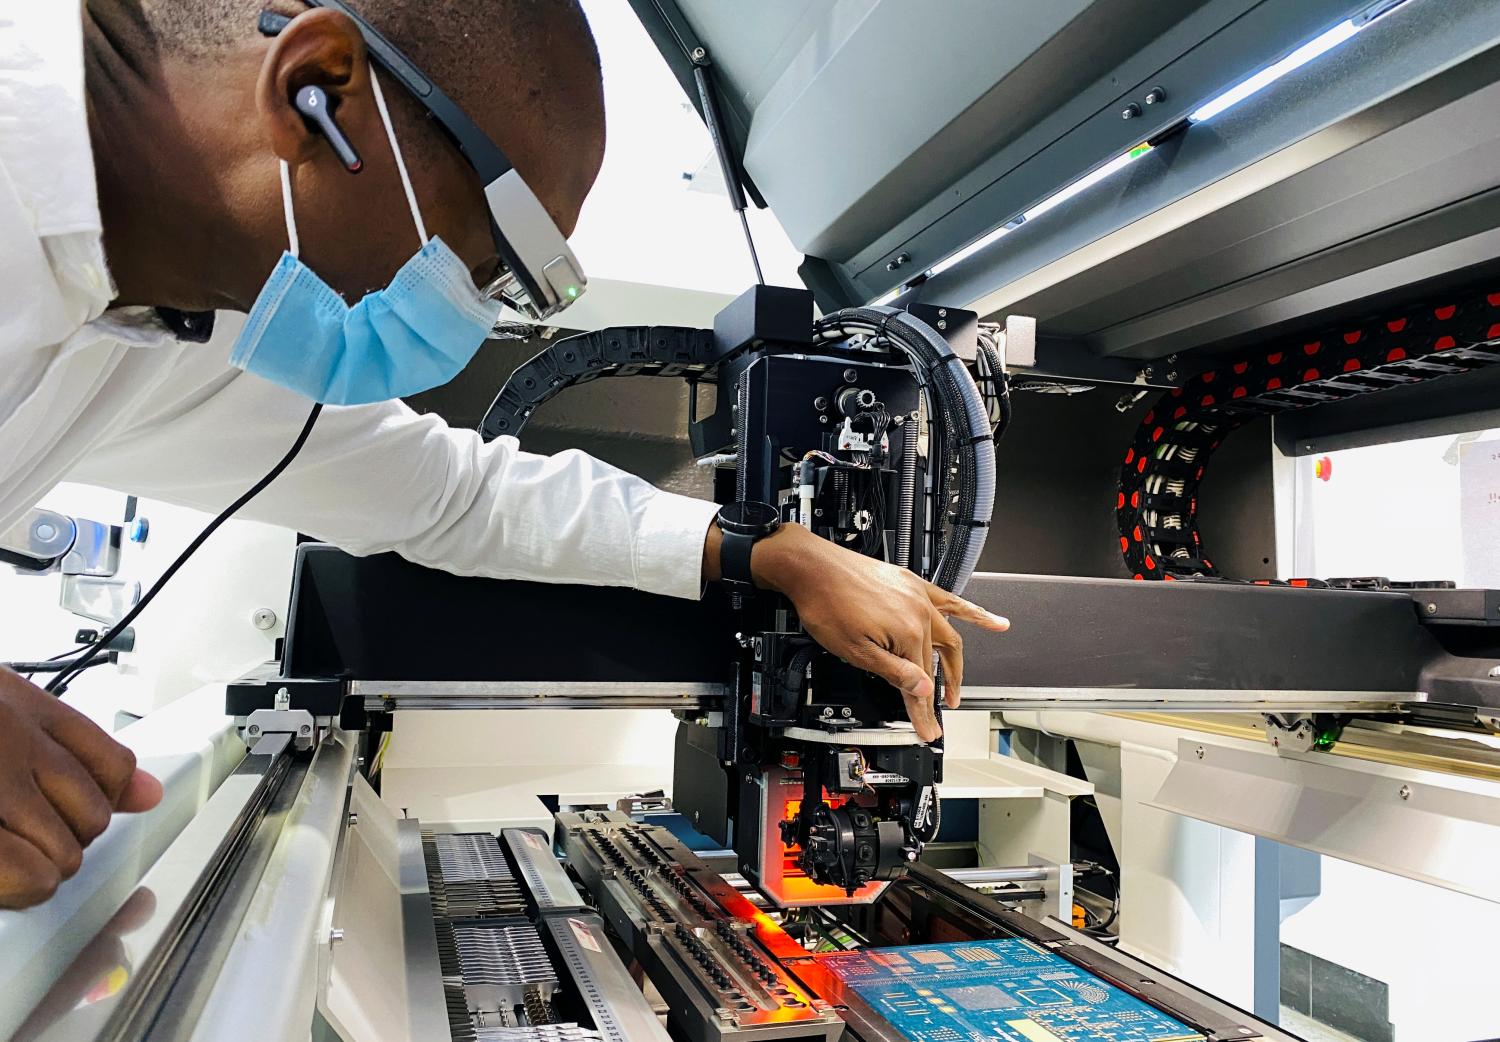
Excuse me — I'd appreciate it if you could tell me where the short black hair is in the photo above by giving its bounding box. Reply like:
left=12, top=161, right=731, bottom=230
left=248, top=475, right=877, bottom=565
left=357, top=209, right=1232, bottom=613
left=143, top=0, right=603, bottom=159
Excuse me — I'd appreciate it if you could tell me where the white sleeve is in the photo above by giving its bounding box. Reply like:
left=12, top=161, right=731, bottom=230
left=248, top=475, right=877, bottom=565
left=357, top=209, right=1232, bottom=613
left=68, top=341, right=718, bottom=600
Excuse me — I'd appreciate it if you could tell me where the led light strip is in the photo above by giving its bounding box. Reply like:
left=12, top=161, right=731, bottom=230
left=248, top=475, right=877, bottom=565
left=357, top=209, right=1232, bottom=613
left=871, top=0, right=1415, bottom=304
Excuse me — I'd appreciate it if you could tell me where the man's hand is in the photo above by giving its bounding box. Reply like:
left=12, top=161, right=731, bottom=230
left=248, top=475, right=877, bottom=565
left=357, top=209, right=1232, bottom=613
left=0, top=668, right=162, bottom=909
left=705, top=523, right=1009, bottom=742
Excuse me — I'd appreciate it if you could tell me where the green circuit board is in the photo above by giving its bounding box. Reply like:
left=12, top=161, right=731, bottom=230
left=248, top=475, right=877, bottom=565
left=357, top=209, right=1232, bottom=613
left=819, top=939, right=1203, bottom=1042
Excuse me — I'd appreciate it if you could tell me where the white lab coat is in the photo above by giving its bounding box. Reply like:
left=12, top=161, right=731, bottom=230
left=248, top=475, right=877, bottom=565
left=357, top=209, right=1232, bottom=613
left=0, top=8, right=716, bottom=600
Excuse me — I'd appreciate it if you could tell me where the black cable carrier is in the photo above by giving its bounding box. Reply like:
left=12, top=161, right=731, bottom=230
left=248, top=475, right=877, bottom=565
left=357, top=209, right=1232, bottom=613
left=1118, top=281, right=1500, bottom=580
left=480, top=326, right=723, bottom=440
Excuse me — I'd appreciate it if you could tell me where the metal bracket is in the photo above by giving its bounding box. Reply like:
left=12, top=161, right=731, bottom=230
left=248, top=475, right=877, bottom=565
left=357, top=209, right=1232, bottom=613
left=1263, top=713, right=1344, bottom=754
left=243, top=687, right=319, bottom=751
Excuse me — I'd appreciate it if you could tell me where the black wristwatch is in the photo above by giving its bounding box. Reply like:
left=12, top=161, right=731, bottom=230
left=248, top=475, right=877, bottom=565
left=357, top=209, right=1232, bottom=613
left=716, top=501, right=782, bottom=588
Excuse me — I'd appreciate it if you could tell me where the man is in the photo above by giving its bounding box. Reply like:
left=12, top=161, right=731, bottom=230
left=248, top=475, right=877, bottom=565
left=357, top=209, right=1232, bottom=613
left=0, top=1, right=1007, bottom=909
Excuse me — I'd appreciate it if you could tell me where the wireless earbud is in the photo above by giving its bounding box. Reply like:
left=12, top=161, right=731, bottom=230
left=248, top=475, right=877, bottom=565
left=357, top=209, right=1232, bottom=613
left=295, top=85, right=363, bottom=173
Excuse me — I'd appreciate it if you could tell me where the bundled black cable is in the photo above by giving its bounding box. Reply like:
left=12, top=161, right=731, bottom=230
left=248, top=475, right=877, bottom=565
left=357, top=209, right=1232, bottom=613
left=813, top=308, right=995, bottom=595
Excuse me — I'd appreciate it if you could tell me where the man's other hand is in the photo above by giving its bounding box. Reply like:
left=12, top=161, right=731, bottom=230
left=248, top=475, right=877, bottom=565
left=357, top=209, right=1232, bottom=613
left=0, top=668, right=162, bottom=909
left=708, top=523, right=1009, bottom=742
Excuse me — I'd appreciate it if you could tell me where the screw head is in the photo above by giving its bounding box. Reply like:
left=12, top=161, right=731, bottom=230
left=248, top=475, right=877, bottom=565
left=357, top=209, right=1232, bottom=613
left=843, top=368, right=859, bottom=382
left=248, top=724, right=261, bottom=735
left=251, top=608, right=278, bottom=631
left=329, top=927, right=346, bottom=945
left=691, top=46, right=707, bottom=61
left=299, top=724, right=312, bottom=735
left=1145, top=86, right=1166, bottom=105
left=813, top=396, right=829, bottom=410
left=886, top=253, right=911, bottom=272
left=1194, top=746, right=1205, bottom=759
left=1399, top=784, right=1412, bottom=801
left=937, top=320, right=947, bottom=330
left=1426, top=602, right=1439, bottom=615
left=1487, top=666, right=1500, bottom=678
left=1121, top=103, right=1141, bottom=120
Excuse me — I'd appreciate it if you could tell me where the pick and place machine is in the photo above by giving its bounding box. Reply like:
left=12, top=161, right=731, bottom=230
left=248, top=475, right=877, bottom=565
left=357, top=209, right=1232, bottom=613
left=13, top=1, right=1500, bottom=1041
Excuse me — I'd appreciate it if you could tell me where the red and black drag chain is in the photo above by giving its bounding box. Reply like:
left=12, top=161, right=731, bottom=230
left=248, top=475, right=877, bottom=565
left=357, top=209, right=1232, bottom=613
left=1117, top=283, right=1500, bottom=580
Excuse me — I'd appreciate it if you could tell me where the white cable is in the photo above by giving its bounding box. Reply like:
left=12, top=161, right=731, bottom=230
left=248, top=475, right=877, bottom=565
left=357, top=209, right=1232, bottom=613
left=369, top=68, right=429, bottom=247
left=279, top=160, right=300, bottom=257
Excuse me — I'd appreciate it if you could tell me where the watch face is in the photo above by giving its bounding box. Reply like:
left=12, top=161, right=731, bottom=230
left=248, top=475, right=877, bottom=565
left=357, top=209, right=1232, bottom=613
left=719, top=500, right=782, bottom=535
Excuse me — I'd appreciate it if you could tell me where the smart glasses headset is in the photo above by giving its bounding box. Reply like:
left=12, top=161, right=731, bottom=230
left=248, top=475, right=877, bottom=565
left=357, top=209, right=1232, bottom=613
left=258, top=0, right=587, bottom=321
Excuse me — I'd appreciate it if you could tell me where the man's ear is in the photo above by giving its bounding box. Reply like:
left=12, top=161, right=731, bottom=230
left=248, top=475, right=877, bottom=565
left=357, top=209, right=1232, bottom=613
left=256, top=8, right=371, bottom=165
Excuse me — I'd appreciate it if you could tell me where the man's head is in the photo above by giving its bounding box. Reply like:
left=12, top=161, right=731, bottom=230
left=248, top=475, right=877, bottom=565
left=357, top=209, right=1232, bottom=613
left=85, top=0, right=605, bottom=311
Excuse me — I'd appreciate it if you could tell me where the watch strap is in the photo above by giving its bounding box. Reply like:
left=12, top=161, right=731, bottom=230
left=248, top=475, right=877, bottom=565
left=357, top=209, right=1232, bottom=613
left=720, top=527, right=757, bottom=587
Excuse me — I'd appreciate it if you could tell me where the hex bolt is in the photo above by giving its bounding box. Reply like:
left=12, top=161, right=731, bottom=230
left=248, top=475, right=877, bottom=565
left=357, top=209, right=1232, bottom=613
left=1121, top=103, right=1141, bottom=120
left=1399, top=785, right=1412, bottom=801
left=1144, top=86, right=1166, bottom=105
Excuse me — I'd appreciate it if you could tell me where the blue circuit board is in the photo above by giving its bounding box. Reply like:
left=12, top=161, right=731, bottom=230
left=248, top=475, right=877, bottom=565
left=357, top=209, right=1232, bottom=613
left=819, top=939, right=1202, bottom=1042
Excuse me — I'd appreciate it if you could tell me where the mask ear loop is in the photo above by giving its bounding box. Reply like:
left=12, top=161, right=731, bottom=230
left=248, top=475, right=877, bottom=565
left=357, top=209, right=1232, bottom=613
left=368, top=68, right=429, bottom=248
left=279, top=160, right=301, bottom=258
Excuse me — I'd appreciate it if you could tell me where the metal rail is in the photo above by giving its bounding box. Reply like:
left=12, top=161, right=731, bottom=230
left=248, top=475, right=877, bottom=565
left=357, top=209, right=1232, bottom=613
left=18, top=735, right=297, bottom=1042
left=355, top=679, right=1419, bottom=716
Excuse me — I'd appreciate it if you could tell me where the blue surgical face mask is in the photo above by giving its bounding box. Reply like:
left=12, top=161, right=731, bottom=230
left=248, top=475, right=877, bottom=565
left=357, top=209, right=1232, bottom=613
left=230, top=69, right=501, bottom=406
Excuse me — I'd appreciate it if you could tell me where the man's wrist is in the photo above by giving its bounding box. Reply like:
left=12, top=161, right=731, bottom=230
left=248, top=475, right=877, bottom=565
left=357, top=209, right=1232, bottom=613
left=701, top=517, right=813, bottom=593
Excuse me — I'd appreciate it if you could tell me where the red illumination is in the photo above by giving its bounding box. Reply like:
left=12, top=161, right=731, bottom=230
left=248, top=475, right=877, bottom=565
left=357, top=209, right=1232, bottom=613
left=1303, top=368, right=1321, bottom=382
left=1232, top=386, right=1247, bottom=399
left=1387, top=318, right=1407, bottom=333
left=1201, top=394, right=1216, bottom=407
left=1436, top=335, right=1456, bottom=351
left=1266, top=377, right=1283, bottom=390
left=1343, top=331, right=1362, bottom=345
left=1435, top=305, right=1457, bottom=320
left=1201, top=371, right=1216, bottom=383
left=1267, top=351, right=1284, bottom=365
left=1303, top=342, right=1321, bottom=355
left=1233, top=361, right=1249, bottom=374
left=1386, top=347, right=1407, bottom=362
left=1342, top=358, right=1361, bottom=373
